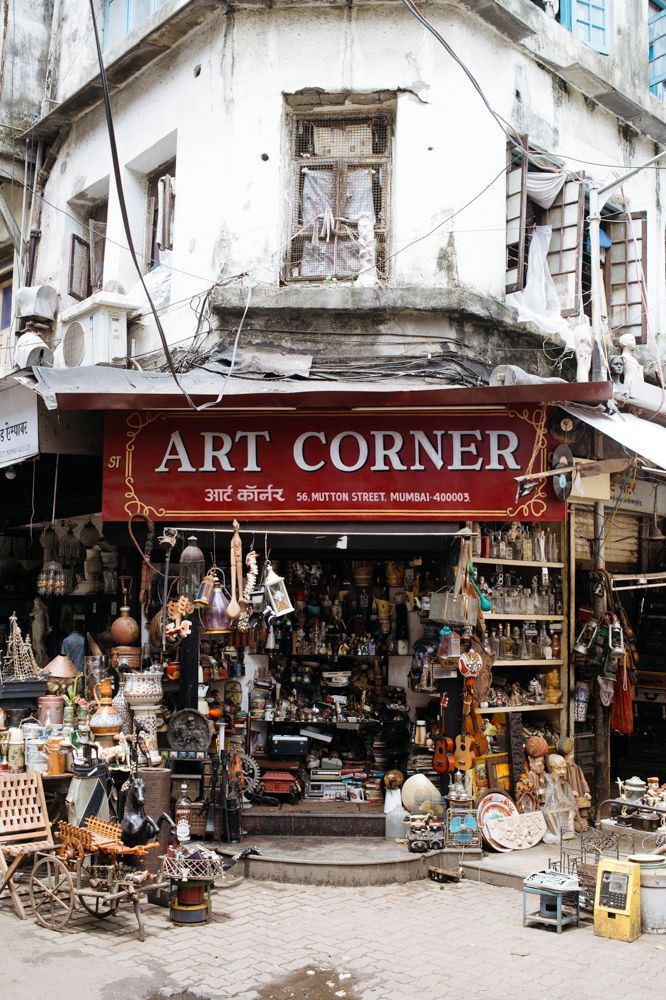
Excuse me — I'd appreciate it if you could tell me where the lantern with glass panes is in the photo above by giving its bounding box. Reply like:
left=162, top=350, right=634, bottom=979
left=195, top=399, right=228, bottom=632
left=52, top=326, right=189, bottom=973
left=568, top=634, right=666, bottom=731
left=179, top=535, right=205, bottom=600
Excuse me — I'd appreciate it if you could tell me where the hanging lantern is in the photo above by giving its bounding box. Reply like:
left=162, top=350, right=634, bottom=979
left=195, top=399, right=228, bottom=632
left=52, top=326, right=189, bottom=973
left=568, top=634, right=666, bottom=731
left=179, top=535, right=205, bottom=599
left=264, top=561, right=294, bottom=618
left=78, top=519, right=101, bottom=548
left=59, top=525, right=82, bottom=567
left=39, top=524, right=57, bottom=554
left=201, top=574, right=232, bottom=635
left=37, top=560, right=67, bottom=596
left=194, top=569, right=217, bottom=608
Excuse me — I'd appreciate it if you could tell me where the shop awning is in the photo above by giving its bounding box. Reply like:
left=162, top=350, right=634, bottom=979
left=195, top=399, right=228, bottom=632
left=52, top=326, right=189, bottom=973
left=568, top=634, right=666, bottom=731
left=563, top=402, right=666, bottom=472
left=16, top=365, right=614, bottom=412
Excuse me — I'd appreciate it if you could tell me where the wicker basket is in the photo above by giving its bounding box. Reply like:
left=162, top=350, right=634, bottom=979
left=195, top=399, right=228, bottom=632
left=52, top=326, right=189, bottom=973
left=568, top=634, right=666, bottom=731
left=162, top=851, right=226, bottom=881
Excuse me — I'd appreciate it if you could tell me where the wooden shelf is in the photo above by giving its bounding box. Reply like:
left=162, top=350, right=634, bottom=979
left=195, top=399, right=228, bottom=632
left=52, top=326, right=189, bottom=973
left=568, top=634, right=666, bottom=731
left=492, top=659, right=564, bottom=667
left=484, top=614, right=564, bottom=621
left=473, top=557, right=564, bottom=569
left=477, top=703, right=564, bottom=715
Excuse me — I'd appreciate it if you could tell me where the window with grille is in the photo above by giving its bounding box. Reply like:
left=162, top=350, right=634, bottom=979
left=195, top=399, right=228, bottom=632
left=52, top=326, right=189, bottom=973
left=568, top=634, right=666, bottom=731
left=649, top=3, right=666, bottom=98
left=559, top=0, right=610, bottom=55
left=285, top=112, right=391, bottom=282
left=67, top=201, right=108, bottom=301
left=146, top=160, right=176, bottom=272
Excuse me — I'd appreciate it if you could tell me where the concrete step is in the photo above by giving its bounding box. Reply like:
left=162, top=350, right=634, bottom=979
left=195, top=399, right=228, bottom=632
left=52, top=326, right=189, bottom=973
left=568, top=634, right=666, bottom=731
left=216, top=835, right=480, bottom=886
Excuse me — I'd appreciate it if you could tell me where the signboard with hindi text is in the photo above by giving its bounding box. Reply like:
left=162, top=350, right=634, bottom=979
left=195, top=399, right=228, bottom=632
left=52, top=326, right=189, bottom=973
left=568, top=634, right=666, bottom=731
left=0, top=385, right=39, bottom=468
left=103, top=408, right=564, bottom=522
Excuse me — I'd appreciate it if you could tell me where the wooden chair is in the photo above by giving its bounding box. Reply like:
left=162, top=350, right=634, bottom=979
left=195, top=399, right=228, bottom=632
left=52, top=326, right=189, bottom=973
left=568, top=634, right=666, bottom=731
left=0, top=772, right=55, bottom=918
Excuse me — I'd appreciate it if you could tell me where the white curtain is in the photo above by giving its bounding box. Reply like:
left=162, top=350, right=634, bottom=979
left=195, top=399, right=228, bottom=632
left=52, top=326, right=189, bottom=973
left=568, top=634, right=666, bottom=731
left=506, top=225, right=574, bottom=347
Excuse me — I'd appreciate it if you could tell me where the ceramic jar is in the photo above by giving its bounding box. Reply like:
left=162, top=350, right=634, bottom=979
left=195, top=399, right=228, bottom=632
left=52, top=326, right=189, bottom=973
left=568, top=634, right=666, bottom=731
left=37, top=695, right=64, bottom=726
left=123, top=669, right=163, bottom=709
left=110, top=605, right=140, bottom=646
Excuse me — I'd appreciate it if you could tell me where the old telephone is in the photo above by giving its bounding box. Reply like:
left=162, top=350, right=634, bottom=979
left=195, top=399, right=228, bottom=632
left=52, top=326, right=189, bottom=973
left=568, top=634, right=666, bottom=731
left=594, top=859, right=641, bottom=942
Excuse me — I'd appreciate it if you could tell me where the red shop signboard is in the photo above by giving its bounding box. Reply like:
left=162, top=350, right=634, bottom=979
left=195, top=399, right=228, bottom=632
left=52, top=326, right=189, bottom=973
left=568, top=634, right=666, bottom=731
left=103, top=408, right=564, bottom=522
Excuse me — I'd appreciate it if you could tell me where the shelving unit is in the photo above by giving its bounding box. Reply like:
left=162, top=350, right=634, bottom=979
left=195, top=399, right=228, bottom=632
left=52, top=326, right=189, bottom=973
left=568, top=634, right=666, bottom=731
left=493, top=659, right=563, bottom=668
left=484, top=614, right=564, bottom=621
left=477, top=520, right=569, bottom=736
left=477, top=703, right=564, bottom=715
left=474, top=558, right=564, bottom=569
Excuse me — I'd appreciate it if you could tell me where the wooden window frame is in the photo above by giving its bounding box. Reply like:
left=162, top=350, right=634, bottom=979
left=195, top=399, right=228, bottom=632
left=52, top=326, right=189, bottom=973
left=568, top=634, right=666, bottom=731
left=505, top=143, right=528, bottom=294
left=604, top=210, right=648, bottom=345
left=145, top=159, right=176, bottom=273
left=283, top=110, right=392, bottom=283
left=546, top=176, right=586, bottom=318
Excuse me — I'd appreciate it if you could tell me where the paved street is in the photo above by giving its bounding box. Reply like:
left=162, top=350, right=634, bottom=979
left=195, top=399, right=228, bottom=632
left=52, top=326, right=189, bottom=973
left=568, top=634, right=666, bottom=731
left=2, top=874, right=663, bottom=1000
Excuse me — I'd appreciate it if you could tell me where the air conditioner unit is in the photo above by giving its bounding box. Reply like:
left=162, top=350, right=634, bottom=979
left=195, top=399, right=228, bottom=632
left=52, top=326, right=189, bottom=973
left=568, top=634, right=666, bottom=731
left=14, top=331, right=54, bottom=369
left=56, top=292, right=141, bottom=368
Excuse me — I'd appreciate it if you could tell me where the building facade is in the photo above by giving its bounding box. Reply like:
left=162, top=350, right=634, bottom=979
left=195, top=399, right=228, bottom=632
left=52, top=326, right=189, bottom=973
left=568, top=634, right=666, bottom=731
left=0, top=0, right=665, bottom=380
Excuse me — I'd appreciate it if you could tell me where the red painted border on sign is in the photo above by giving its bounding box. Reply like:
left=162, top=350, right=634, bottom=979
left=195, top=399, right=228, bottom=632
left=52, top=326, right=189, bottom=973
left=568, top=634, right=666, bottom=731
left=102, top=408, right=564, bottom=522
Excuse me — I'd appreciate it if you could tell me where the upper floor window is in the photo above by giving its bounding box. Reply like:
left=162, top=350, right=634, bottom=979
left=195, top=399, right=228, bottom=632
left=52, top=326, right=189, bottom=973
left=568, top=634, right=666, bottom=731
left=105, top=0, right=165, bottom=49
left=0, top=256, right=12, bottom=334
left=68, top=200, right=108, bottom=301
left=284, top=102, right=392, bottom=283
left=533, top=1, right=610, bottom=55
left=649, top=1, right=666, bottom=98
left=145, top=161, right=176, bottom=272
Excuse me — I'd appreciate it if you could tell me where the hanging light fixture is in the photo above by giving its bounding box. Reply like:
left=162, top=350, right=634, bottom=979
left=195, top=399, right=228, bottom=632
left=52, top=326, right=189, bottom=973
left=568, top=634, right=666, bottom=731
left=264, top=561, right=294, bottom=618
left=78, top=519, right=101, bottom=548
left=44, top=653, right=79, bottom=682
left=39, top=523, right=57, bottom=555
left=201, top=572, right=232, bottom=635
left=194, top=568, right=217, bottom=608
left=179, top=535, right=205, bottom=600
left=59, top=524, right=82, bottom=567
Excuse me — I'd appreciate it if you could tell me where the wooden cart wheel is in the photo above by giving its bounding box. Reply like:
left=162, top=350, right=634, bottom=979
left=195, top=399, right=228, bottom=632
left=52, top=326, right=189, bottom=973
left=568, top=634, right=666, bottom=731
left=29, top=855, right=75, bottom=931
left=59, top=836, right=85, bottom=869
left=79, top=893, right=120, bottom=919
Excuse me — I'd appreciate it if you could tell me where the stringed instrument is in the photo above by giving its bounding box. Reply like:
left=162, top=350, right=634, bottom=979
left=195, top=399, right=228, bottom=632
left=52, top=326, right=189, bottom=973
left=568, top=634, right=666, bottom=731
left=433, top=694, right=455, bottom=774
left=453, top=683, right=475, bottom=770
left=464, top=679, right=489, bottom=757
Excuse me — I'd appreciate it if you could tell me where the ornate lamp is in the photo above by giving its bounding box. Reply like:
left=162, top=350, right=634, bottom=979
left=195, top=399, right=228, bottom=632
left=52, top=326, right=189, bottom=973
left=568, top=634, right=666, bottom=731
left=179, top=535, right=205, bottom=599
left=265, top=562, right=294, bottom=618
left=201, top=574, right=232, bottom=635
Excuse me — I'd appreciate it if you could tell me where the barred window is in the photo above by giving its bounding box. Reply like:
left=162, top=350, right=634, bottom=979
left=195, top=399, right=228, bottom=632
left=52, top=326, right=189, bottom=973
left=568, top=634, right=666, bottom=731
left=285, top=111, right=392, bottom=282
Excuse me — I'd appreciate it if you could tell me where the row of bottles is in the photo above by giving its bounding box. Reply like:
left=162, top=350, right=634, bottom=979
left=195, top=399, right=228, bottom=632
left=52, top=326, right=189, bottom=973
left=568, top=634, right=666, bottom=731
left=471, top=522, right=560, bottom=563
left=477, top=575, right=563, bottom=616
left=484, top=623, right=562, bottom=661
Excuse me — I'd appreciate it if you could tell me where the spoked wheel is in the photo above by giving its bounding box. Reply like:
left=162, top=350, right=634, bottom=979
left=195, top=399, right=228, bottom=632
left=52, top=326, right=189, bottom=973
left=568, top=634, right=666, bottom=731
left=59, top=836, right=85, bottom=870
left=29, top=855, right=75, bottom=931
left=79, top=893, right=120, bottom=919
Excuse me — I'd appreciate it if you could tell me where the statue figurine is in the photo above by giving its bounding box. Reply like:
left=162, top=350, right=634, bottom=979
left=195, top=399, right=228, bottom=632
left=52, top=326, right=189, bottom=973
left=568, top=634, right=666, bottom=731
left=573, top=320, right=593, bottom=383
left=558, top=736, right=591, bottom=828
left=542, top=753, right=580, bottom=844
left=29, top=596, right=51, bottom=668
left=618, top=333, right=644, bottom=392
left=515, top=735, right=549, bottom=812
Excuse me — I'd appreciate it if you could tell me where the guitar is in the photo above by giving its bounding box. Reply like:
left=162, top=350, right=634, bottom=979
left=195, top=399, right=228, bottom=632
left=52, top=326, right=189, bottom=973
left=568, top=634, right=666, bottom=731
left=454, top=686, right=476, bottom=771
left=464, top=678, right=490, bottom=757
left=433, top=694, right=455, bottom=774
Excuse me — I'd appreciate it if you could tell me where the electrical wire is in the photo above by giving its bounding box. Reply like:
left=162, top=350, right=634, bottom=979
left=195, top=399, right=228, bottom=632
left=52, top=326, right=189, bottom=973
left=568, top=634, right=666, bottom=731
left=194, top=281, right=253, bottom=410
left=86, top=0, right=196, bottom=410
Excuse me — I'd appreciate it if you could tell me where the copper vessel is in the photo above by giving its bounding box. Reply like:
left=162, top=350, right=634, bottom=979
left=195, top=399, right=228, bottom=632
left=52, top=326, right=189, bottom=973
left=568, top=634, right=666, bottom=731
left=110, top=605, right=140, bottom=646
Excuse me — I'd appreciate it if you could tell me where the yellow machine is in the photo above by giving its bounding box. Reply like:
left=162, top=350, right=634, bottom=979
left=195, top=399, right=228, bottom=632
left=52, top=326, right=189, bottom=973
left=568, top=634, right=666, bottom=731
left=594, top=859, right=641, bottom=942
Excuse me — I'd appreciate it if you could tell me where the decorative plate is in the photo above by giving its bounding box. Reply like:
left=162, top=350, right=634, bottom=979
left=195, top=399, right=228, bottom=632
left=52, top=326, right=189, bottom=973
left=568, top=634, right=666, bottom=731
left=485, top=811, right=547, bottom=850
left=476, top=791, right=518, bottom=851
left=167, top=709, right=211, bottom=752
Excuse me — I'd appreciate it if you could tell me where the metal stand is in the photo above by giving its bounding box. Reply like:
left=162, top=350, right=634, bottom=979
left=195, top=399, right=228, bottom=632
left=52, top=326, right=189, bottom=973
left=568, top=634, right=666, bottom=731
left=523, top=886, right=581, bottom=933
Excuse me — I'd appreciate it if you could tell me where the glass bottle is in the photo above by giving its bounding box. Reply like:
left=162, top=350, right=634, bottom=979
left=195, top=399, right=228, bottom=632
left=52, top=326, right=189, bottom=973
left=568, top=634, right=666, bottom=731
left=175, top=783, right=192, bottom=843
left=551, top=632, right=561, bottom=660
left=518, top=625, right=529, bottom=660
left=490, top=532, right=500, bottom=559
left=536, top=624, right=548, bottom=659
left=522, top=526, right=533, bottom=562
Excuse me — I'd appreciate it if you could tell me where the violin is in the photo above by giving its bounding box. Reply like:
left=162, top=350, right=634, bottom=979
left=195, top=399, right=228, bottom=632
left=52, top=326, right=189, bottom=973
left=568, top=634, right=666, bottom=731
left=464, top=678, right=489, bottom=758
left=433, top=694, right=455, bottom=774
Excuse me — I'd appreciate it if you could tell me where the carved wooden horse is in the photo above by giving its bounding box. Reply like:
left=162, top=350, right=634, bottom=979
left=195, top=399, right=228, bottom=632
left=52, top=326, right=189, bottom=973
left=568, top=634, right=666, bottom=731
left=120, top=777, right=175, bottom=848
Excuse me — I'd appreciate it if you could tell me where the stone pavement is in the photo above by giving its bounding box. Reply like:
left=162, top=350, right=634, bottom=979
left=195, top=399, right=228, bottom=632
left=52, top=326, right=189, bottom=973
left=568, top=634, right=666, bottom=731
left=2, top=874, right=663, bottom=1000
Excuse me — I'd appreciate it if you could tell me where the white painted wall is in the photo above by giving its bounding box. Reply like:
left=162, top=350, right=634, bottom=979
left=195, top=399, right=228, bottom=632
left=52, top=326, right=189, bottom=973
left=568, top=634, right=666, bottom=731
left=5, top=3, right=666, bottom=372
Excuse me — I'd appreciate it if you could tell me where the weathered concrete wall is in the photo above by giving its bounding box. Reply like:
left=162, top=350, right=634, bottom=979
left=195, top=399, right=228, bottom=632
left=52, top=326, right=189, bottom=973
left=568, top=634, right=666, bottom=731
left=0, top=0, right=52, bottom=152
left=6, top=1, right=666, bottom=378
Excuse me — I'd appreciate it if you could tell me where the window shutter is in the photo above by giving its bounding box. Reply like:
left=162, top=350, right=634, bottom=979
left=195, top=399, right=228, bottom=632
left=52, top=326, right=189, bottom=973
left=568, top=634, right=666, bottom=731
left=505, top=146, right=528, bottom=294
left=89, top=217, right=106, bottom=292
left=605, top=211, right=647, bottom=344
left=571, top=1, right=609, bottom=55
left=649, top=10, right=666, bottom=92
left=157, top=173, right=175, bottom=251
left=545, top=177, right=585, bottom=317
left=68, top=233, right=91, bottom=301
